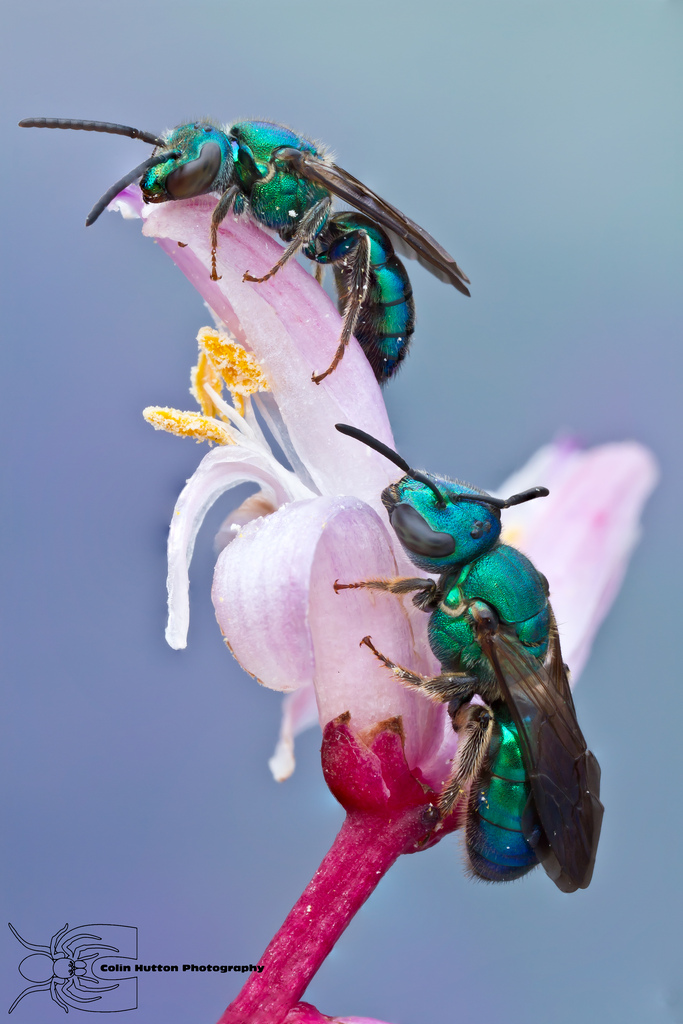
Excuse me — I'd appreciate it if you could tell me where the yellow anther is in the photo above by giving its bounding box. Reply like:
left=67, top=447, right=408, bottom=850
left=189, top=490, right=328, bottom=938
left=197, top=327, right=270, bottom=417
left=143, top=407, right=235, bottom=446
left=191, top=351, right=224, bottom=418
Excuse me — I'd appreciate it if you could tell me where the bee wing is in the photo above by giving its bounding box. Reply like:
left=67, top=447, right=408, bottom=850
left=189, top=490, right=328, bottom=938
left=290, top=153, right=471, bottom=295
left=478, top=618, right=604, bottom=892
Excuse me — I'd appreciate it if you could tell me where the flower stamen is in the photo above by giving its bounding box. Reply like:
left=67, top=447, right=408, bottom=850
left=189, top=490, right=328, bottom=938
left=143, top=407, right=236, bottom=446
left=200, top=382, right=260, bottom=442
left=196, top=326, right=270, bottom=417
left=191, top=350, right=224, bottom=418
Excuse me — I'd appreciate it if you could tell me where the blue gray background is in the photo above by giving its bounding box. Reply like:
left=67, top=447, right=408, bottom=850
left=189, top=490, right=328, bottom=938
left=2, top=2, right=682, bottom=1022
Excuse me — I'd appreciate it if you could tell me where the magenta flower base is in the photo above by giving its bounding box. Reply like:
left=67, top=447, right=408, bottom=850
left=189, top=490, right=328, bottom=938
left=217, top=715, right=460, bottom=1024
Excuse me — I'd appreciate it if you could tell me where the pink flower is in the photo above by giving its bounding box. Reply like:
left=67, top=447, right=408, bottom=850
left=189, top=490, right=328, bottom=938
left=115, top=186, right=657, bottom=1024
left=117, top=184, right=455, bottom=793
left=496, top=438, right=657, bottom=678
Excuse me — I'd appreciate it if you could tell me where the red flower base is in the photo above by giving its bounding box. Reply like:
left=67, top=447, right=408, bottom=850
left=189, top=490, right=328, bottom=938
left=217, top=714, right=460, bottom=1024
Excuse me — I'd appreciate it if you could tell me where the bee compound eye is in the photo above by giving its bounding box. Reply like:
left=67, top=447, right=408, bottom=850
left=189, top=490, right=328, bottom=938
left=165, top=141, right=222, bottom=199
left=390, top=502, right=455, bottom=558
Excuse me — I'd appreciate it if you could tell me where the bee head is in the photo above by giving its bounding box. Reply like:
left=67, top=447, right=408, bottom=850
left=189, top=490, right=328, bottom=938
left=140, top=122, right=233, bottom=202
left=335, top=423, right=548, bottom=573
left=381, top=474, right=501, bottom=571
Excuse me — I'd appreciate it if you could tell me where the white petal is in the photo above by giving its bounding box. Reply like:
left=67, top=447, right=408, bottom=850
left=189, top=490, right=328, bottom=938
left=166, top=444, right=312, bottom=650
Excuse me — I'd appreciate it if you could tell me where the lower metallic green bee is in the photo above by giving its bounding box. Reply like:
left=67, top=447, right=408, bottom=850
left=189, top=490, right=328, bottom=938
left=334, top=423, right=604, bottom=892
left=19, top=116, right=469, bottom=384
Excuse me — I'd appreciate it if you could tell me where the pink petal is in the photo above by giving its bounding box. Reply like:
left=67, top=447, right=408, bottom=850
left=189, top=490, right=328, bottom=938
left=115, top=187, right=398, bottom=506
left=269, top=653, right=454, bottom=790
left=212, top=495, right=451, bottom=775
left=166, top=444, right=310, bottom=650
left=498, top=440, right=658, bottom=678
left=109, top=185, right=144, bottom=219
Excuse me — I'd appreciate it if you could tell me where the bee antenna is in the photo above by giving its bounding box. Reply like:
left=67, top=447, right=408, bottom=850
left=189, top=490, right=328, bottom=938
left=408, top=470, right=448, bottom=507
left=84, top=150, right=180, bottom=226
left=452, top=486, right=549, bottom=510
left=501, top=486, right=549, bottom=508
left=334, top=424, right=447, bottom=508
left=335, top=423, right=410, bottom=473
left=19, top=118, right=166, bottom=149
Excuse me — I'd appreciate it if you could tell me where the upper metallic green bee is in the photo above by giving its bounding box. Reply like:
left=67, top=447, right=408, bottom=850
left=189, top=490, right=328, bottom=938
left=19, top=117, right=470, bottom=384
left=334, top=423, right=604, bottom=893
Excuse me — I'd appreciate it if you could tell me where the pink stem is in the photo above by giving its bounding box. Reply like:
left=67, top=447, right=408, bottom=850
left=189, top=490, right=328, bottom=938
left=217, top=806, right=426, bottom=1024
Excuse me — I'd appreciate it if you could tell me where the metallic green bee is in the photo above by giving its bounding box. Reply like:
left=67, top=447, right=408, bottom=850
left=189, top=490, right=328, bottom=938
left=334, top=423, right=604, bottom=892
left=19, top=117, right=470, bottom=384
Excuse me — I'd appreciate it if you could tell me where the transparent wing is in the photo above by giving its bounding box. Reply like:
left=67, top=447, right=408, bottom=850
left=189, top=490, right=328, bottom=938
left=478, top=614, right=604, bottom=892
left=290, top=153, right=471, bottom=295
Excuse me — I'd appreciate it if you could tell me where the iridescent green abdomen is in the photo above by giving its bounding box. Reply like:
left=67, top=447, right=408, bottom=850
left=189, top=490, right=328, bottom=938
left=466, top=704, right=539, bottom=881
left=319, top=213, right=415, bottom=381
left=428, top=543, right=550, bottom=676
left=230, top=121, right=328, bottom=235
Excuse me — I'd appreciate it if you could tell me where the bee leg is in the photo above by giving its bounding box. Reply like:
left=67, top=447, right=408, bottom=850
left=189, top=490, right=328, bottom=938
left=334, top=575, right=439, bottom=608
left=439, top=703, right=494, bottom=818
left=311, top=230, right=372, bottom=384
left=243, top=197, right=331, bottom=284
left=315, top=263, right=325, bottom=285
left=360, top=636, right=478, bottom=705
left=209, top=185, right=240, bottom=281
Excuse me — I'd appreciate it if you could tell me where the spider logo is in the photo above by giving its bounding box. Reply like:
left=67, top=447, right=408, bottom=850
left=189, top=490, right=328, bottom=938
left=8, top=921, right=138, bottom=1013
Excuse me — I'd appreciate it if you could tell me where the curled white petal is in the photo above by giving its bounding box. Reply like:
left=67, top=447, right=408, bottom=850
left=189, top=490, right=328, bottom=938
left=166, top=444, right=313, bottom=649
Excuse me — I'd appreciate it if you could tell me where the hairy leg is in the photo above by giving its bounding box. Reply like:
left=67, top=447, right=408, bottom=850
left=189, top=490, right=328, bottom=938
left=311, top=230, right=371, bottom=384
left=439, top=703, right=494, bottom=817
left=209, top=185, right=240, bottom=281
left=243, top=196, right=331, bottom=284
left=360, top=635, right=478, bottom=705
left=335, top=575, right=440, bottom=612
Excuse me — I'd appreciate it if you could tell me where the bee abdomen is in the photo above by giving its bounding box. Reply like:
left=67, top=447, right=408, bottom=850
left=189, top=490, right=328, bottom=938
left=465, top=710, right=540, bottom=882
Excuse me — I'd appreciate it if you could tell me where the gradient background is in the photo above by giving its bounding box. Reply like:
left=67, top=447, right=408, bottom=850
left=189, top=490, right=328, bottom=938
left=2, top=2, right=682, bottom=1022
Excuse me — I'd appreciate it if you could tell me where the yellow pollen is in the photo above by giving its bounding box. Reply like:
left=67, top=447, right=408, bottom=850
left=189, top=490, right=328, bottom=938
left=191, top=351, right=223, bottom=418
left=196, top=326, right=270, bottom=416
left=143, top=407, right=235, bottom=446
